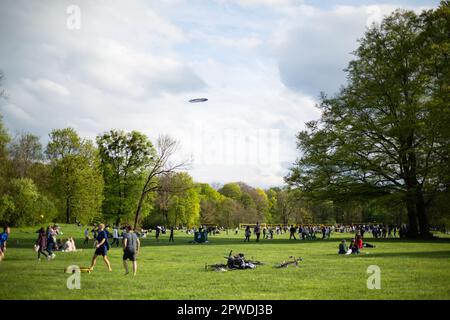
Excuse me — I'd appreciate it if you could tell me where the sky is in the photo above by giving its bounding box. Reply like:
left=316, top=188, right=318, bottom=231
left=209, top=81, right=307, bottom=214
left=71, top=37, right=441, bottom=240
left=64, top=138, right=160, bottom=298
left=0, top=0, right=440, bottom=188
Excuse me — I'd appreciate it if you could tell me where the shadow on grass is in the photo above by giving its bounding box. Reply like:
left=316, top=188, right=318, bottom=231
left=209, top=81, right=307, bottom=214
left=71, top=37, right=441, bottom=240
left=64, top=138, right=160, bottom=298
left=366, top=250, right=450, bottom=259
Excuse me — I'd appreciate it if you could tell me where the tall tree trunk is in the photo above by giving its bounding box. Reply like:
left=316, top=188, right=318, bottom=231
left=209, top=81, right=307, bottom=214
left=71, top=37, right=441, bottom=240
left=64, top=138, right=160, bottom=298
left=134, top=192, right=146, bottom=230
left=66, top=197, right=71, bottom=224
left=405, top=189, right=419, bottom=238
left=416, top=189, right=431, bottom=238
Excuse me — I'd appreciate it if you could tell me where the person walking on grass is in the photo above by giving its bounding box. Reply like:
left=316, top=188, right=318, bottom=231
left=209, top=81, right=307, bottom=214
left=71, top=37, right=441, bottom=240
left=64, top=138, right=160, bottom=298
left=46, top=226, right=57, bottom=259
left=254, top=222, right=261, bottom=242
left=289, top=225, right=297, bottom=240
left=83, top=228, right=90, bottom=246
left=169, top=226, right=174, bottom=242
left=35, top=227, right=52, bottom=261
left=0, top=226, right=10, bottom=263
left=244, top=226, right=251, bottom=242
left=89, top=224, right=112, bottom=272
left=123, top=226, right=140, bottom=276
left=111, top=226, right=120, bottom=247
left=155, top=226, right=161, bottom=242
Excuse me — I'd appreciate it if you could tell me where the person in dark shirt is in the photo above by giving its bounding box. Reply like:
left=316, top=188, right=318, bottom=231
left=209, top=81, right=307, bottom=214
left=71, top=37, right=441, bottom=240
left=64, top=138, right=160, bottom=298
left=350, top=239, right=360, bottom=254
left=244, top=226, right=251, bottom=242
left=289, top=225, right=297, bottom=240
left=36, top=227, right=51, bottom=261
left=0, top=226, right=10, bottom=262
left=254, top=223, right=261, bottom=242
left=338, top=239, right=348, bottom=254
left=155, top=226, right=161, bottom=242
left=89, top=224, right=112, bottom=271
left=169, top=226, right=174, bottom=242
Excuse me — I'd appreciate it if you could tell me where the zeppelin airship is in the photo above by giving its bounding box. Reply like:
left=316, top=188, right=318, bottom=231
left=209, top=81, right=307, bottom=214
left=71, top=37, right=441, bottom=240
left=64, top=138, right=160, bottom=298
left=189, top=98, right=208, bottom=103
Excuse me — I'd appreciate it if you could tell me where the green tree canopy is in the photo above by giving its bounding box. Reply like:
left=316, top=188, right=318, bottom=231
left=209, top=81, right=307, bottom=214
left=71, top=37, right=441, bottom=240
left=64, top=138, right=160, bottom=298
left=46, top=128, right=103, bottom=224
left=286, top=5, right=450, bottom=238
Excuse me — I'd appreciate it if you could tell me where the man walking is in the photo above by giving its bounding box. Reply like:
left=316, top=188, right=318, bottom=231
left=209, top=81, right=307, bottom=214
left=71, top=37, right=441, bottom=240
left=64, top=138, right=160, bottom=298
left=289, top=225, right=297, bottom=240
left=89, top=224, right=112, bottom=272
left=169, top=226, right=174, bottom=242
left=254, top=222, right=261, bottom=242
left=123, top=226, right=140, bottom=276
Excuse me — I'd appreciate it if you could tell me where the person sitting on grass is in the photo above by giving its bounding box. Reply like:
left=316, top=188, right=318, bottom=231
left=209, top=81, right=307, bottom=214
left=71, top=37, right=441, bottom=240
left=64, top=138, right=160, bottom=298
left=338, top=240, right=348, bottom=254
left=63, top=237, right=77, bottom=252
left=350, top=239, right=360, bottom=254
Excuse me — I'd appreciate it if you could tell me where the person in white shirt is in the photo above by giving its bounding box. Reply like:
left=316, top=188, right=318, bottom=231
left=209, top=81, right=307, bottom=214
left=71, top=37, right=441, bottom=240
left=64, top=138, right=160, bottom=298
left=110, top=226, right=120, bottom=247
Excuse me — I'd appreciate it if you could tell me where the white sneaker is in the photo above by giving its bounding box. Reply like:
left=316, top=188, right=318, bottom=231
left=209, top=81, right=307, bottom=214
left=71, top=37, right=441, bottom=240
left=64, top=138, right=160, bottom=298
left=46, top=255, right=51, bottom=261
left=51, top=254, right=56, bottom=260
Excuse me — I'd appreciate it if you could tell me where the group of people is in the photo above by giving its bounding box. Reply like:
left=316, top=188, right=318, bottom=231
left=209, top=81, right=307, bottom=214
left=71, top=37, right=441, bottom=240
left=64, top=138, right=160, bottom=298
left=335, top=224, right=408, bottom=238
left=88, top=224, right=140, bottom=275
left=35, top=225, right=62, bottom=261
left=240, top=224, right=334, bottom=242
left=338, top=234, right=376, bottom=255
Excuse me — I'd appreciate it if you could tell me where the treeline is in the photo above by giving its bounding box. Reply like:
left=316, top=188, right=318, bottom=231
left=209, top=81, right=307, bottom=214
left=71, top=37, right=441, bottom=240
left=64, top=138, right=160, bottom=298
left=0, top=115, right=409, bottom=228
left=0, top=117, right=312, bottom=227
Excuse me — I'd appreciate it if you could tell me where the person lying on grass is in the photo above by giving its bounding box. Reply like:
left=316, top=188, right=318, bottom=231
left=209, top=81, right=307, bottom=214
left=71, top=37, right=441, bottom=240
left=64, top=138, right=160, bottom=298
left=355, top=235, right=376, bottom=249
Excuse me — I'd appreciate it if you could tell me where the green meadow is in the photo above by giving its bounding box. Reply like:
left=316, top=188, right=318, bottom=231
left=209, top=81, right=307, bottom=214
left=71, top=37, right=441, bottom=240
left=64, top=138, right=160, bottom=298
left=1, top=224, right=450, bottom=300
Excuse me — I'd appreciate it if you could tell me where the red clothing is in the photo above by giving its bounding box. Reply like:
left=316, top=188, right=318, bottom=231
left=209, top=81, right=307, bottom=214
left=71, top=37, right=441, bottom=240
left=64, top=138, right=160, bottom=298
left=356, top=239, right=363, bottom=249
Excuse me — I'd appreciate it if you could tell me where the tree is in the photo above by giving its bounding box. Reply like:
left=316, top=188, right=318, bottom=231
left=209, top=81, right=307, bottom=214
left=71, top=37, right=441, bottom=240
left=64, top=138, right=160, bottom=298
left=1, top=178, right=57, bottom=226
left=216, top=197, right=241, bottom=228
left=9, top=133, right=43, bottom=178
left=46, top=128, right=103, bottom=224
left=167, top=173, right=200, bottom=227
left=219, top=183, right=242, bottom=200
left=152, top=172, right=199, bottom=226
left=0, top=114, right=10, bottom=195
left=197, top=183, right=224, bottom=225
left=286, top=6, right=450, bottom=238
left=133, top=135, right=188, bottom=229
left=97, top=130, right=155, bottom=225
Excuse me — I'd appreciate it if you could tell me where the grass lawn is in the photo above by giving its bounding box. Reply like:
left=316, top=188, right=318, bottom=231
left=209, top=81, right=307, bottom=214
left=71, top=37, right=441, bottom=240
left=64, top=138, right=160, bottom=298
left=1, top=224, right=450, bottom=300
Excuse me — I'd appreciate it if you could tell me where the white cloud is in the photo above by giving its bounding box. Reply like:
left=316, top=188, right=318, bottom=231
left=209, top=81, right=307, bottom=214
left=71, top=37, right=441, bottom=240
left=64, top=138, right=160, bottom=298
left=274, top=4, right=434, bottom=97
left=0, top=0, right=439, bottom=188
left=23, top=78, right=70, bottom=97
